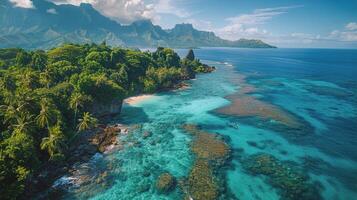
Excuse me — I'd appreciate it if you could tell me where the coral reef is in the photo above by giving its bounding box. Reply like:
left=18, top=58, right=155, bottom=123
left=243, top=154, right=322, bottom=200
left=156, top=173, right=176, bottom=194
left=216, top=95, right=302, bottom=129
left=215, top=71, right=303, bottom=129
left=182, top=124, right=231, bottom=200
left=187, top=159, right=218, bottom=200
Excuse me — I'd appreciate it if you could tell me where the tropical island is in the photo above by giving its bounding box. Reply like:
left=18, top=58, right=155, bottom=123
left=0, top=43, right=214, bottom=199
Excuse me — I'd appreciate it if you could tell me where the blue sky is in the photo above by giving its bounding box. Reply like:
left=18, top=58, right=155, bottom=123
left=9, top=0, right=357, bottom=48
left=153, top=0, right=357, bottom=48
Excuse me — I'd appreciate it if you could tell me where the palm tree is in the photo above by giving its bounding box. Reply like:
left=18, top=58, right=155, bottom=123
left=69, top=92, right=89, bottom=127
left=0, top=74, right=16, bottom=93
left=13, top=113, right=34, bottom=134
left=2, top=91, right=16, bottom=105
left=77, top=112, right=98, bottom=132
left=39, top=70, right=51, bottom=88
left=0, top=104, right=17, bottom=124
left=0, top=101, right=29, bottom=126
left=36, top=98, right=57, bottom=128
left=41, top=125, right=66, bottom=159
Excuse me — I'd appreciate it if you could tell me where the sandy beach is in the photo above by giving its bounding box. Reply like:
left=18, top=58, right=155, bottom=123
left=123, top=94, right=155, bottom=105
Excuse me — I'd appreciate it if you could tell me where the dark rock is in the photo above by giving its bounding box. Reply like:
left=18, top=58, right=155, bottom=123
left=156, top=173, right=176, bottom=193
left=90, top=99, right=123, bottom=118
left=92, top=126, right=120, bottom=152
left=138, top=184, right=151, bottom=193
left=143, top=131, right=152, bottom=139
left=142, top=171, right=151, bottom=177
left=247, top=141, right=258, bottom=147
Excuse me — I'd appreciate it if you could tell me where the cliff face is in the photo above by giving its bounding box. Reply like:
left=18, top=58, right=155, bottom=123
left=91, top=99, right=123, bottom=117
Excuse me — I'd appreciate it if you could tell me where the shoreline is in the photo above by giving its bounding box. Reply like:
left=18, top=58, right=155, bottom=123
left=27, top=124, right=129, bottom=199
left=123, top=82, right=193, bottom=106
left=123, top=94, right=155, bottom=106
left=28, top=62, right=214, bottom=199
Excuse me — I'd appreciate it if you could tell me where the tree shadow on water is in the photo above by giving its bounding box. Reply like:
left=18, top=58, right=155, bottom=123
left=115, top=106, right=150, bottom=124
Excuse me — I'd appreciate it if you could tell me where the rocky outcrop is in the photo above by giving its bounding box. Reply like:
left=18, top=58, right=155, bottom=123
left=28, top=124, right=127, bottom=199
left=91, top=99, right=123, bottom=117
left=91, top=125, right=123, bottom=153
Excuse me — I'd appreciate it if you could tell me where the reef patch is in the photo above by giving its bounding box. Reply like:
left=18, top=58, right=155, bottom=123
left=242, top=153, right=322, bottom=200
left=216, top=72, right=304, bottom=130
left=182, top=124, right=231, bottom=200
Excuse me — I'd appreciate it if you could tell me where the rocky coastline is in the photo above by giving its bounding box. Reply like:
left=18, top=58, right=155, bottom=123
left=25, top=123, right=128, bottom=199
left=24, top=62, right=216, bottom=199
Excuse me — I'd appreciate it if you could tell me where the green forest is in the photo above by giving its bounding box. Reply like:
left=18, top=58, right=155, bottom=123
left=0, top=43, right=212, bottom=199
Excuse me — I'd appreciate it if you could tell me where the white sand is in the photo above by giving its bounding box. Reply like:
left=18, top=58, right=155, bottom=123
left=123, top=94, right=154, bottom=105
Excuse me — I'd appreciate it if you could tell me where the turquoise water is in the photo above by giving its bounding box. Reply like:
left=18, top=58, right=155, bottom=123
left=58, top=48, right=357, bottom=200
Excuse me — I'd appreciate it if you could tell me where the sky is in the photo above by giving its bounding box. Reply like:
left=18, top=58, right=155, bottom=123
left=9, top=0, right=357, bottom=48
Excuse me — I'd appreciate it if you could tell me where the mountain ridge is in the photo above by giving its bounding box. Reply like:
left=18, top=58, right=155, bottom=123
left=0, top=0, right=276, bottom=49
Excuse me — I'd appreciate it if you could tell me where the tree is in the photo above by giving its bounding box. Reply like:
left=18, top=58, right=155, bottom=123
left=153, top=47, right=180, bottom=67
left=36, top=98, right=58, bottom=128
left=181, top=59, right=195, bottom=79
left=186, top=49, right=195, bottom=61
left=15, top=51, right=31, bottom=66
left=40, top=125, right=66, bottom=160
left=18, top=68, right=40, bottom=90
left=85, top=51, right=110, bottom=67
left=30, top=51, right=47, bottom=71
left=0, top=73, right=17, bottom=92
left=110, top=65, right=129, bottom=89
left=110, top=48, right=126, bottom=66
left=77, top=112, right=98, bottom=132
left=1, top=131, right=39, bottom=199
left=12, top=113, right=34, bottom=135
left=47, top=44, right=84, bottom=64
left=69, top=92, right=90, bottom=126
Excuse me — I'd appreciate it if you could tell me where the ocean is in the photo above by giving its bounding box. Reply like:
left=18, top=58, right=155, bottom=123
left=57, top=48, right=357, bottom=200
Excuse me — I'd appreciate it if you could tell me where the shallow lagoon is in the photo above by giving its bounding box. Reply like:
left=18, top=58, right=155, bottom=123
left=60, top=48, right=357, bottom=200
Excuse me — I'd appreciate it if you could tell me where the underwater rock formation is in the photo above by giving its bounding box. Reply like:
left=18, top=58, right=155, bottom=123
left=156, top=173, right=176, bottom=193
left=187, top=159, right=218, bottom=200
left=216, top=95, right=302, bottom=129
left=216, top=71, right=304, bottom=130
left=182, top=124, right=231, bottom=200
left=243, top=153, right=322, bottom=200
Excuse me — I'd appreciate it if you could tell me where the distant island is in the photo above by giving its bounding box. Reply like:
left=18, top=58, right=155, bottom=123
left=0, top=0, right=276, bottom=49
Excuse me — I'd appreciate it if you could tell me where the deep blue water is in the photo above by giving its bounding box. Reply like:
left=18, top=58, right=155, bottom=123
left=190, top=48, right=357, bottom=160
left=55, top=48, right=357, bottom=200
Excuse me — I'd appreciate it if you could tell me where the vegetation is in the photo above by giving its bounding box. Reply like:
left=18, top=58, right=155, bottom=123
left=0, top=43, right=210, bottom=199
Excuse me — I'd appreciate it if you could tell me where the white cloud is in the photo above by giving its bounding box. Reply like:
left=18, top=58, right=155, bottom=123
left=50, top=0, right=156, bottom=24
left=9, top=0, right=34, bottom=8
left=324, top=23, right=357, bottom=42
left=289, top=33, right=321, bottom=44
left=216, top=5, right=302, bottom=40
left=266, top=24, right=357, bottom=48
left=46, top=8, right=58, bottom=14
left=50, top=0, right=191, bottom=25
left=184, top=19, right=213, bottom=31
left=346, top=22, right=357, bottom=31
left=328, top=30, right=357, bottom=42
left=154, top=0, right=190, bottom=18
